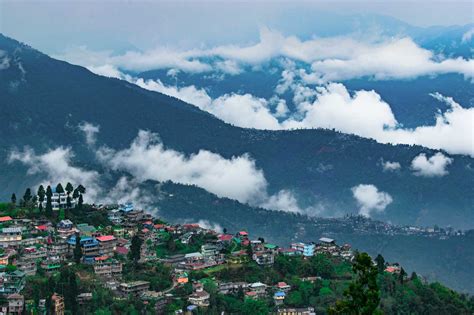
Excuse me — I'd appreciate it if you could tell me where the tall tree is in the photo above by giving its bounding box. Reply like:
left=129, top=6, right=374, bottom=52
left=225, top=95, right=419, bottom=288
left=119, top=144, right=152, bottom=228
left=73, top=233, right=82, bottom=264
left=329, top=252, right=381, bottom=315
left=375, top=254, right=385, bottom=274
left=76, top=184, right=86, bottom=195
left=77, top=194, right=83, bottom=210
left=45, top=186, right=53, bottom=217
left=129, top=234, right=143, bottom=265
left=37, top=185, right=45, bottom=213
left=65, top=182, right=74, bottom=195
left=23, top=188, right=32, bottom=204
left=55, top=183, right=64, bottom=195
left=66, top=196, right=72, bottom=209
left=10, top=193, right=16, bottom=205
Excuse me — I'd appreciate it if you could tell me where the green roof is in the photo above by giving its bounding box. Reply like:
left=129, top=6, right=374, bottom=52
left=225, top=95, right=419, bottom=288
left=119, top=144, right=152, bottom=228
left=264, top=244, right=277, bottom=249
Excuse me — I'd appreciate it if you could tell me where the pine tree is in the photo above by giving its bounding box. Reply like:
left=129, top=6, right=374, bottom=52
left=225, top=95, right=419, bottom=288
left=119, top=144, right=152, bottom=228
left=11, top=193, right=16, bottom=205
left=65, top=182, right=74, bottom=195
left=37, top=185, right=45, bottom=213
left=77, top=184, right=86, bottom=195
left=375, top=254, right=385, bottom=273
left=55, top=183, right=64, bottom=195
left=129, top=234, right=143, bottom=265
left=23, top=188, right=32, bottom=204
left=45, top=186, right=53, bottom=217
left=73, top=233, right=82, bottom=264
left=77, top=194, right=83, bottom=210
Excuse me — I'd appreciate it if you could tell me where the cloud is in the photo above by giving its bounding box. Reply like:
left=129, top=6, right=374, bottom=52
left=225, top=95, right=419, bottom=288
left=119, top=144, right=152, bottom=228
left=101, top=176, right=157, bottom=209
left=351, top=184, right=393, bottom=217
left=195, top=220, right=223, bottom=233
left=8, top=147, right=101, bottom=201
left=411, top=152, right=453, bottom=177
left=0, top=50, right=10, bottom=70
left=96, top=130, right=268, bottom=204
left=78, top=122, right=100, bottom=146
left=56, top=28, right=474, bottom=80
left=462, top=27, right=474, bottom=43
left=382, top=160, right=401, bottom=172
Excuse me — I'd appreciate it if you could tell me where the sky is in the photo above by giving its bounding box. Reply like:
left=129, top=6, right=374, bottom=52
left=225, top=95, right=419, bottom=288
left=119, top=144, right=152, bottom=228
left=1, top=0, right=473, bottom=54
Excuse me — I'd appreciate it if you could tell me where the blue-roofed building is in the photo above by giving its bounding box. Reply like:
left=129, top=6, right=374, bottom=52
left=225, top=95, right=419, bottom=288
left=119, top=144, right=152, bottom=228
left=291, top=242, right=315, bottom=257
left=119, top=202, right=134, bottom=213
left=274, top=291, right=286, bottom=305
left=67, top=236, right=99, bottom=263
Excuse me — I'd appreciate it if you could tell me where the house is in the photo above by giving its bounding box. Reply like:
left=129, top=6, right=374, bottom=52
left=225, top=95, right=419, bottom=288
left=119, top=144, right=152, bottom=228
left=47, top=238, right=69, bottom=261
left=0, top=270, right=25, bottom=295
left=96, top=235, right=117, bottom=257
left=119, top=202, right=134, bottom=213
left=188, top=283, right=210, bottom=307
left=274, top=291, right=286, bottom=305
left=76, top=293, right=92, bottom=305
left=7, top=293, right=24, bottom=314
left=108, top=210, right=123, bottom=224
left=276, top=282, right=291, bottom=292
left=218, top=282, right=249, bottom=294
left=248, top=282, right=267, bottom=298
left=119, top=281, right=150, bottom=297
left=67, top=236, right=99, bottom=263
left=40, top=257, right=61, bottom=274
left=276, top=307, right=316, bottom=315
left=291, top=242, right=315, bottom=257
left=57, top=220, right=75, bottom=238
left=0, top=217, right=12, bottom=225
left=176, top=272, right=188, bottom=284
left=201, top=244, right=222, bottom=264
left=51, top=293, right=65, bottom=315
left=319, top=237, right=336, bottom=246
left=76, top=224, right=97, bottom=237
left=0, top=228, right=22, bottom=248
left=184, top=252, right=204, bottom=264
left=252, top=251, right=275, bottom=265
left=385, top=264, right=401, bottom=274
left=93, top=256, right=122, bottom=278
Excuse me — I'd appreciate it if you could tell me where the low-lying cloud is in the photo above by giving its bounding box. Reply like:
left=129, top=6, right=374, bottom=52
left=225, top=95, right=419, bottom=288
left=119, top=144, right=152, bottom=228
left=351, top=184, right=393, bottom=217
left=56, top=28, right=474, bottom=81
left=411, top=152, right=453, bottom=177
left=382, top=160, right=401, bottom=172
left=78, top=122, right=100, bottom=146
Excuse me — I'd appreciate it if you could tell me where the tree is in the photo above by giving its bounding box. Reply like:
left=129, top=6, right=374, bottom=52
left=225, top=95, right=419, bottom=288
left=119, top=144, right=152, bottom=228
left=55, top=183, right=64, bottom=195
left=66, top=196, right=72, bottom=209
left=37, top=185, right=45, bottom=212
left=77, top=194, right=83, bottom=210
left=23, top=188, right=32, bottom=205
left=65, top=182, right=74, bottom=195
left=399, top=268, right=406, bottom=284
left=246, top=244, right=253, bottom=258
left=10, top=193, right=16, bottom=205
left=77, top=184, right=86, bottom=195
left=45, top=186, right=53, bottom=217
left=329, top=252, right=381, bottom=315
left=129, top=234, right=143, bottom=265
left=72, top=188, right=80, bottom=200
left=73, top=233, right=82, bottom=264
left=375, top=254, right=385, bottom=274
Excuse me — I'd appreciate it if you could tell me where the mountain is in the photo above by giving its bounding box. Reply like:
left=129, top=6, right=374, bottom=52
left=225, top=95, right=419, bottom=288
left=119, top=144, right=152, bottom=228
left=0, top=33, right=473, bottom=231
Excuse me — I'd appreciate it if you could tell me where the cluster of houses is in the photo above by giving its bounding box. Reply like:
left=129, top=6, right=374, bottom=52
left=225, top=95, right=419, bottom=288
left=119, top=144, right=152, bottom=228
left=0, top=201, right=360, bottom=314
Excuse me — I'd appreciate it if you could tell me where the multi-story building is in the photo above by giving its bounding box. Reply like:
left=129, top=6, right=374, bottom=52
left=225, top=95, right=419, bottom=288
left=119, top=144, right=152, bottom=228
left=291, top=242, right=315, bottom=257
left=40, top=256, right=61, bottom=274
left=118, top=281, right=150, bottom=297
left=0, top=270, right=25, bottom=295
left=188, top=283, right=210, bottom=307
left=93, top=256, right=122, bottom=278
left=40, top=192, right=76, bottom=211
left=0, top=228, right=22, bottom=248
left=57, top=220, right=75, bottom=238
left=67, top=236, right=99, bottom=263
left=7, top=293, right=24, bottom=314
left=96, top=235, right=117, bottom=257
left=47, top=238, right=69, bottom=261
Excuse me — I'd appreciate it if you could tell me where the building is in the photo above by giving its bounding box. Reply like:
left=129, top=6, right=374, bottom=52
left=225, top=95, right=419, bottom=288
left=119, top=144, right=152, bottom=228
left=40, top=192, right=76, bottom=211
left=0, top=270, right=25, bottom=295
left=67, top=236, right=99, bottom=263
left=188, top=283, right=209, bottom=307
left=40, top=257, right=61, bottom=274
left=0, top=228, right=22, bottom=248
left=76, top=224, right=97, bottom=237
left=96, top=235, right=117, bottom=257
left=93, top=256, right=122, bottom=278
left=47, top=238, right=69, bottom=261
left=276, top=307, right=316, bottom=315
left=252, top=251, right=275, bottom=265
left=7, top=293, right=24, bottom=314
left=248, top=282, right=267, bottom=299
left=57, top=220, right=75, bottom=238
left=319, top=237, right=336, bottom=246
left=119, top=281, right=150, bottom=297
left=274, top=291, right=286, bottom=305
left=51, top=293, right=65, bottom=315
left=291, top=242, right=315, bottom=257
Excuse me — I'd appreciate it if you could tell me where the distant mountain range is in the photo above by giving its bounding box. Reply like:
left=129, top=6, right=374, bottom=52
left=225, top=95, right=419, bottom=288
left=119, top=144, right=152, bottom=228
left=0, top=33, right=473, bottom=232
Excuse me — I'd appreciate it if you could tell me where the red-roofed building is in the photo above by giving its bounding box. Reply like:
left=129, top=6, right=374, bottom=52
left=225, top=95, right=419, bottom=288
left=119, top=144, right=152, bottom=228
left=115, top=246, right=129, bottom=256
left=183, top=224, right=200, bottom=230
left=0, top=216, right=12, bottom=223
left=35, top=225, right=48, bottom=232
left=96, top=235, right=117, bottom=257
left=238, top=231, right=248, bottom=236
left=154, top=224, right=165, bottom=230
left=218, top=234, right=233, bottom=242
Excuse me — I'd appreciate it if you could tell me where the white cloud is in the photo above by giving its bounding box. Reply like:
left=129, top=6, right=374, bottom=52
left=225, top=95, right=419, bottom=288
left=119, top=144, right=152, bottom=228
left=411, top=152, right=453, bottom=177
left=462, top=27, right=474, bottom=43
left=56, top=28, right=474, bottom=80
left=351, top=184, right=393, bottom=217
left=96, top=130, right=268, bottom=204
left=101, top=176, right=156, bottom=209
left=8, top=147, right=101, bottom=201
left=78, top=122, right=100, bottom=146
left=0, top=50, right=10, bottom=70
left=195, top=220, right=223, bottom=233
left=382, top=160, right=401, bottom=172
